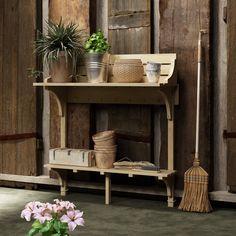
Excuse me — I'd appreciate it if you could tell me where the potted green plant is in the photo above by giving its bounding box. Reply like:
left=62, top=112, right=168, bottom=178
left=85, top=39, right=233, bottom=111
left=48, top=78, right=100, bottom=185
left=35, top=19, right=84, bottom=83
left=84, top=30, right=110, bottom=83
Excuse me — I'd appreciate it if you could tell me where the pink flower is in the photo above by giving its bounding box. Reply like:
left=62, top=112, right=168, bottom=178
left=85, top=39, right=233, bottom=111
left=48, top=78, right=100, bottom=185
left=53, top=199, right=75, bottom=211
left=33, top=206, right=52, bottom=224
left=60, top=210, right=84, bottom=231
left=21, top=201, right=42, bottom=221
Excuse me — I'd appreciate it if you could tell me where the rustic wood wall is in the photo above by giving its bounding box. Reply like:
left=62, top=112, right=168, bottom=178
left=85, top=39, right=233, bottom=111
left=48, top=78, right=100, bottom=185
left=48, top=0, right=91, bottom=150
left=159, top=0, right=211, bottom=188
left=107, top=0, right=152, bottom=167
left=227, top=0, right=236, bottom=192
left=48, top=0, right=212, bottom=190
left=0, top=0, right=38, bottom=178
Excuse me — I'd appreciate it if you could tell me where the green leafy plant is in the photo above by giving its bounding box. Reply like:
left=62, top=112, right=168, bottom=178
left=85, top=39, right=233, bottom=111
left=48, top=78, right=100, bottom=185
left=84, top=30, right=110, bottom=53
left=35, top=19, right=85, bottom=73
left=27, top=68, right=44, bottom=80
left=21, top=199, right=84, bottom=236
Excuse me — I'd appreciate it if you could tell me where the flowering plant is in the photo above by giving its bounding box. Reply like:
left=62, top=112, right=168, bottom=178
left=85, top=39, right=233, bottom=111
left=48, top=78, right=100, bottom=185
left=21, top=199, right=84, bottom=236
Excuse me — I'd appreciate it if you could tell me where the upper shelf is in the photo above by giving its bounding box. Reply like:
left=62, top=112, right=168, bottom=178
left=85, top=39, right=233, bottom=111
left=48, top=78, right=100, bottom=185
left=33, top=54, right=179, bottom=114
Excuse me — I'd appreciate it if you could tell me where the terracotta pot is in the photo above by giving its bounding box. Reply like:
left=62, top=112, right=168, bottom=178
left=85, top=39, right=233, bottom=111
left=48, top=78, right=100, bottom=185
left=92, top=130, right=116, bottom=146
left=94, top=145, right=117, bottom=151
left=50, top=52, right=73, bottom=83
left=95, top=150, right=116, bottom=169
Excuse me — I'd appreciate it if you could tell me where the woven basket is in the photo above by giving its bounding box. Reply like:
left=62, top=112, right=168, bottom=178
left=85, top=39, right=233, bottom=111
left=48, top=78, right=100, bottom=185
left=112, top=59, right=144, bottom=83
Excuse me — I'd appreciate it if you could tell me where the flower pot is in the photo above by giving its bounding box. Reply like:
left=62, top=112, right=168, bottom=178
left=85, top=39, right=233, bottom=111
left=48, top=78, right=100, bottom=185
left=95, top=150, right=116, bottom=168
left=85, top=53, right=109, bottom=83
left=50, top=52, right=73, bottom=83
left=92, top=130, right=115, bottom=146
left=94, top=145, right=117, bottom=151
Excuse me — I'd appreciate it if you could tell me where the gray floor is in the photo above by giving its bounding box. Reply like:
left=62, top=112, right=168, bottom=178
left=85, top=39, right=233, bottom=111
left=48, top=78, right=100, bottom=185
left=0, top=187, right=236, bottom=236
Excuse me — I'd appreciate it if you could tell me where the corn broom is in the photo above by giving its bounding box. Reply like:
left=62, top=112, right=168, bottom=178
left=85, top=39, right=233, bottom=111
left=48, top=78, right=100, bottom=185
left=178, top=30, right=212, bottom=213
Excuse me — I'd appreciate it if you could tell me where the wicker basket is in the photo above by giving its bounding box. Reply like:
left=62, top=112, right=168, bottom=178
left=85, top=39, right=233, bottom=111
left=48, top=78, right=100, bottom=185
left=112, top=59, right=144, bottom=83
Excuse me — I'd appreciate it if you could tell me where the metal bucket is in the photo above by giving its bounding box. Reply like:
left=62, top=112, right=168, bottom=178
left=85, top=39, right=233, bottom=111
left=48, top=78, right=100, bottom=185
left=85, top=53, right=109, bottom=83
left=146, top=62, right=161, bottom=83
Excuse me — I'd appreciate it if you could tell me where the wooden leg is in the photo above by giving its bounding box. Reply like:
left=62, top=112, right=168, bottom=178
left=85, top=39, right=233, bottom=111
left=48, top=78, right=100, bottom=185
left=105, top=173, right=111, bottom=205
left=163, top=175, right=175, bottom=207
left=53, top=169, right=68, bottom=196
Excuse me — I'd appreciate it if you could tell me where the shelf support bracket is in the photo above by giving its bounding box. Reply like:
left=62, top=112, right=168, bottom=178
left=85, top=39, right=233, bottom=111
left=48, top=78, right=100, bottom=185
left=162, top=174, right=175, bottom=207
left=51, top=168, right=68, bottom=196
left=45, top=87, right=67, bottom=148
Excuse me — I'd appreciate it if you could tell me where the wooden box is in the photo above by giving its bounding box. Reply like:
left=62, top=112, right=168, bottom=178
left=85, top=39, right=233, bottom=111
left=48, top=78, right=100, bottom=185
left=49, top=148, right=95, bottom=167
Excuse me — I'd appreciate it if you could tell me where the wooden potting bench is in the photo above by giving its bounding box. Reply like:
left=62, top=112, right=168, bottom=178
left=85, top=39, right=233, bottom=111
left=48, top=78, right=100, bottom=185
left=34, top=53, right=179, bottom=207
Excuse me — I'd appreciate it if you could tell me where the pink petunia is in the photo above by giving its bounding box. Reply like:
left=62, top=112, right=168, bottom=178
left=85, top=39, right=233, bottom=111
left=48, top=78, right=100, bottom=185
left=21, top=201, right=42, bottom=221
left=60, top=210, right=84, bottom=231
left=33, top=206, right=53, bottom=224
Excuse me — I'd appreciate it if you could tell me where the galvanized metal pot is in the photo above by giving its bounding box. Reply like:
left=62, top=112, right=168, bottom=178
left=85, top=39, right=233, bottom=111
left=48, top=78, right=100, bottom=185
left=85, top=53, right=109, bottom=83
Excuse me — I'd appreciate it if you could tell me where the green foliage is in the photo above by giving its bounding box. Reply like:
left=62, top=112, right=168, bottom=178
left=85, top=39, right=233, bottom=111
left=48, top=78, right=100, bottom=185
left=84, top=30, right=110, bottom=53
left=27, top=68, right=43, bottom=80
left=35, top=18, right=85, bottom=73
left=27, top=219, right=69, bottom=236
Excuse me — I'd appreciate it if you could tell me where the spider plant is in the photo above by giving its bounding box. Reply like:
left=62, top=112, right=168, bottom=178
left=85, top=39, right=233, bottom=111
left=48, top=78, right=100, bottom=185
left=35, top=19, right=85, bottom=74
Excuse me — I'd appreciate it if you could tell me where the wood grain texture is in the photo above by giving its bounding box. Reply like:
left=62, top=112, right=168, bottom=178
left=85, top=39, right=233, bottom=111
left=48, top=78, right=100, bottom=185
left=49, top=0, right=91, bottom=150
left=67, top=104, right=91, bottom=149
left=109, top=0, right=150, bottom=14
left=2, top=0, right=19, bottom=176
left=105, top=1, right=152, bottom=182
left=16, top=0, right=37, bottom=176
left=49, top=0, right=89, bottom=31
left=159, top=0, right=211, bottom=188
left=227, top=0, right=236, bottom=191
left=0, top=0, right=3, bottom=174
left=0, top=0, right=37, bottom=179
left=108, top=0, right=151, bottom=54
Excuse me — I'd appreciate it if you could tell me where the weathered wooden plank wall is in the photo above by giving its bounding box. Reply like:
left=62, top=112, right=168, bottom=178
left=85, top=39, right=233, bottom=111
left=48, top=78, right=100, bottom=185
left=48, top=0, right=91, bottom=150
left=0, top=0, right=3, bottom=174
left=0, top=0, right=37, bottom=178
left=159, top=0, right=211, bottom=188
left=108, top=0, right=151, bottom=53
left=101, top=0, right=153, bottom=185
left=47, top=0, right=212, bottom=190
left=227, top=0, right=236, bottom=192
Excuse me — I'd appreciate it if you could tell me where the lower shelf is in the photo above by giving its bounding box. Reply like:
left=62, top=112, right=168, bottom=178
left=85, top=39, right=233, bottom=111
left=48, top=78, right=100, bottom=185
left=45, top=164, right=176, bottom=207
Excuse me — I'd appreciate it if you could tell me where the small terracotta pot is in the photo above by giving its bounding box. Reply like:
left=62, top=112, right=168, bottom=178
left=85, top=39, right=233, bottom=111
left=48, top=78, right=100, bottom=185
left=50, top=52, right=73, bottom=83
left=95, top=150, right=116, bottom=169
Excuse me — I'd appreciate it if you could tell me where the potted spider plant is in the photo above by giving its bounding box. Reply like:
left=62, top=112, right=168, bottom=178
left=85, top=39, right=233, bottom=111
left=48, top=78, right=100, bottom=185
left=35, top=19, right=85, bottom=83
left=84, top=30, right=110, bottom=83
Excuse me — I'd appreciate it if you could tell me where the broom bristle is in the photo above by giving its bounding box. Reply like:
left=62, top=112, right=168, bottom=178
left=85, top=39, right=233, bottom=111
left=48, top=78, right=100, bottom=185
left=178, top=163, right=213, bottom=213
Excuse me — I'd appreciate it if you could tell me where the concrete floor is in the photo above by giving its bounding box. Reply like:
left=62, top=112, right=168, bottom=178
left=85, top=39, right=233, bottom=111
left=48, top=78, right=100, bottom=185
left=0, top=187, right=236, bottom=236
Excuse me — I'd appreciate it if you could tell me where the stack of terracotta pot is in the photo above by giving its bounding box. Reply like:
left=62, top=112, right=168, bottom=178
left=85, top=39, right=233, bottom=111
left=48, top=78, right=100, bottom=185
left=92, top=130, right=116, bottom=169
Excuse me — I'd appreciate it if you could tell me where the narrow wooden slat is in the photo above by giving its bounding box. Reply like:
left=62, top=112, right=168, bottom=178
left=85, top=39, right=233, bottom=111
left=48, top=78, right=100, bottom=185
left=108, top=11, right=150, bottom=29
left=109, top=27, right=150, bottom=54
left=109, top=54, right=176, bottom=63
left=109, top=0, right=150, bottom=15
left=0, top=133, right=38, bottom=141
left=2, top=0, right=18, bottom=176
left=159, top=0, right=211, bottom=189
left=227, top=0, right=236, bottom=190
left=0, top=0, right=4, bottom=173
left=17, top=0, right=37, bottom=176
left=45, top=163, right=176, bottom=178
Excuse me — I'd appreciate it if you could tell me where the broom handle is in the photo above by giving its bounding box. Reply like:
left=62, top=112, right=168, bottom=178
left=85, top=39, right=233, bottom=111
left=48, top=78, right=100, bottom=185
left=195, top=31, right=204, bottom=161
